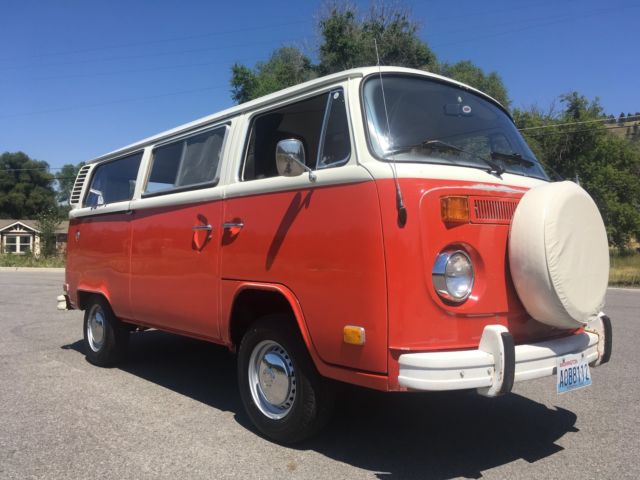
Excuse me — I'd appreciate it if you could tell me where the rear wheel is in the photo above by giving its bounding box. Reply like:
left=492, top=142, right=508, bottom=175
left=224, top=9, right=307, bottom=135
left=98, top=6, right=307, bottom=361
left=237, top=315, right=335, bottom=444
left=83, top=296, right=129, bottom=367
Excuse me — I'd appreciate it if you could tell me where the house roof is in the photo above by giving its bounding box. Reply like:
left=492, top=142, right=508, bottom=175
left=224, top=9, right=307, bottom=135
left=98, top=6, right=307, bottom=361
left=0, top=219, right=69, bottom=234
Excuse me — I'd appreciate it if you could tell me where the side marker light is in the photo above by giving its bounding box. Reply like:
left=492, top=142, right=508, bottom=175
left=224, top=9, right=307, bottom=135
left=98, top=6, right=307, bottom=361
left=343, top=326, right=366, bottom=345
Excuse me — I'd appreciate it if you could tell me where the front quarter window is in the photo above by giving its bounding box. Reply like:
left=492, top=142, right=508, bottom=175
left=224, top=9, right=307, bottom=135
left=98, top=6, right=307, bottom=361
left=362, top=74, right=548, bottom=179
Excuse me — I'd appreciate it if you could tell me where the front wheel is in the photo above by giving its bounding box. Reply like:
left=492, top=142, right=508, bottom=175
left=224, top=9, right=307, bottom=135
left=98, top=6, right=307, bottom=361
left=237, top=315, right=335, bottom=444
left=83, top=296, right=129, bottom=367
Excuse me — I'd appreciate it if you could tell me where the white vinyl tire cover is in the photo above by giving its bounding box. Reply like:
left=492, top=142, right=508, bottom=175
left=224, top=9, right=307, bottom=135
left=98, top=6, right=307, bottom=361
left=509, top=181, right=609, bottom=328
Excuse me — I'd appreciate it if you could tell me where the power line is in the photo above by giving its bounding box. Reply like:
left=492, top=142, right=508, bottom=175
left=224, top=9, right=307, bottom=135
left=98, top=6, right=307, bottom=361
left=426, top=0, right=580, bottom=24
left=431, top=3, right=639, bottom=49
left=1, top=1, right=620, bottom=75
left=32, top=59, right=244, bottom=82
left=24, top=33, right=306, bottom=82
left=430, top=8, right=580, bottom=39
left=0, top=0, right=589, bottom=68
left=0, top=19, right=313, bottom=64
left=0, top=4, right=634, bottom=120
left=1, top=37, right=306, bottom=73
left=0, top=167, right=64, bottom=172
left=0, top=3, right=572, bottom=66
left=518, top=116, right=640, bottom=131
left=521, top=124, right=637, bottom=137
left=0, top=84, right=227, bottom=118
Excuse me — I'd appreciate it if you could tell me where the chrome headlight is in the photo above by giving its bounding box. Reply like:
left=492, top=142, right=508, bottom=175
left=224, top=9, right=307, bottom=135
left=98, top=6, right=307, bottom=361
left=432, top=250, right=474, bottom=303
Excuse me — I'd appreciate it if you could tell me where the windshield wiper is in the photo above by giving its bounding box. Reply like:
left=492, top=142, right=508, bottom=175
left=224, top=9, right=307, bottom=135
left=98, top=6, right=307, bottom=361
left=490, top=151, right=535, bottom=168
left=385, top=139, right=505, bottom=175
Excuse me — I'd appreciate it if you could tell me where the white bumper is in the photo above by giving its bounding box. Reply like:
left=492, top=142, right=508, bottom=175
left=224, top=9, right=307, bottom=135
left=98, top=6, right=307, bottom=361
left=398, top=321, right=608, bottom=397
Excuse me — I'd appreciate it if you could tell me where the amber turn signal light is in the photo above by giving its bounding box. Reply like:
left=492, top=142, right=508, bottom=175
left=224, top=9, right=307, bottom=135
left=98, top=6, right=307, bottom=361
left=441, top=196, right=470, bottom=224
left=343, top=326, right=366, bottom=345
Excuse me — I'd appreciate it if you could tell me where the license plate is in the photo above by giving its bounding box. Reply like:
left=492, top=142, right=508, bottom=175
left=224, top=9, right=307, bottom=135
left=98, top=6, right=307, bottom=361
left=557, top=353, right=592, bottom=394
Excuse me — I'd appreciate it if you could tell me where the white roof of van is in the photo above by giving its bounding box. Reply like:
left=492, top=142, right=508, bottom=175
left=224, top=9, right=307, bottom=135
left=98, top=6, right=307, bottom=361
left=87, top=66, right=506, bottom=164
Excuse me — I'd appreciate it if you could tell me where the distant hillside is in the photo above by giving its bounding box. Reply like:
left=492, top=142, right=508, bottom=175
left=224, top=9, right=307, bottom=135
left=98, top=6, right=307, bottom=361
left=604, top=115, right=640, bottom=141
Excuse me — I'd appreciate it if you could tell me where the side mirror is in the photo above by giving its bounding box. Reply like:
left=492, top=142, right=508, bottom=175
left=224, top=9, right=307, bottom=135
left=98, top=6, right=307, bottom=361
left=276, top=139, right=316, bottom=182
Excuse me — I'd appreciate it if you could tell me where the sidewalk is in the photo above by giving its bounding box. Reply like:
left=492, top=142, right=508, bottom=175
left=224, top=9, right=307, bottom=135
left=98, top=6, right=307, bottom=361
left=0, top=267, right=64, bottom=272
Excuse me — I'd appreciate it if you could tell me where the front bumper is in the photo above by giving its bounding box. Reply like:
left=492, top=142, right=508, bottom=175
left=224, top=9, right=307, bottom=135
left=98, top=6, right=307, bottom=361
left=398, top=315, right=611, bottom=397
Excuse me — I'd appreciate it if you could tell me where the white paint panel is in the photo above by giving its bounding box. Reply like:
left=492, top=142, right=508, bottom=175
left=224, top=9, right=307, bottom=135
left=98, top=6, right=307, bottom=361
left=69, top=201, right=131, bottom=219
left=360, top=160, right=548, bottom=189
left=224, top=164, right=373, bottom=199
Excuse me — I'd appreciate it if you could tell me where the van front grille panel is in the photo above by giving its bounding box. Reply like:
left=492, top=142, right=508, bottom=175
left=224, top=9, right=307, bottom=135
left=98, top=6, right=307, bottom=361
left=470, top=198, right=519, bottom=224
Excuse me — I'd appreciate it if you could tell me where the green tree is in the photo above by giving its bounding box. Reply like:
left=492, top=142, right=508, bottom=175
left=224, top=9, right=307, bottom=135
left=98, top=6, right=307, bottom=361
left=55, top=162, right=85, bottom=206
left=35, top=207, right=62, bottom=257
left=514, top=94, right=640, bottom=248
left=439, top=60, right=510, bottom=107
left=0, top=152, right=57, bottom=219
left=230, top=47, right=316, bottom=104
left=318, top=4, right=436, bottom=74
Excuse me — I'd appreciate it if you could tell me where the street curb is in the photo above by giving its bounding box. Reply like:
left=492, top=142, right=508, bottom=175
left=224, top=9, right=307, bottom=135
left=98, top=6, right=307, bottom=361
left=0, top=267, right=65, bottom=272
left=0, top=268, right=637, bottom=289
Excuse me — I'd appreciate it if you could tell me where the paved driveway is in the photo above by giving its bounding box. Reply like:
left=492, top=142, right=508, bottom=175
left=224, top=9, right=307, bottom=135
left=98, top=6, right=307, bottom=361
left=1, top=271, right=638, bottom=479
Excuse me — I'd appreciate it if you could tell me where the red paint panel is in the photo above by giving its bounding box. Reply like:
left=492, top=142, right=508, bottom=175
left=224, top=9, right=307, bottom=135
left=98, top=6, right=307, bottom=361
left=65, top=213, right=133, bottom=319
left=129, top=201, right=223, bottom=340
left=219, top=279, right=389, bottom=390
left=221, top=182, right=388, bottom=374
left=375, top=178, right=559, bottom=354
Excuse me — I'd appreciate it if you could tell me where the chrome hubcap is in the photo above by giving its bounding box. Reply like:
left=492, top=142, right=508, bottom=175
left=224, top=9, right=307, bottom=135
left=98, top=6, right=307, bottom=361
left=87, top=305, right=105, bottom=352
left=248, top=340, right=296, bottom=419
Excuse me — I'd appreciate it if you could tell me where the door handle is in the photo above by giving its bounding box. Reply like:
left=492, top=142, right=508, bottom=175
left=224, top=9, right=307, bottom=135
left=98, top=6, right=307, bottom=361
left=223, top=222, right=244, bottom=230
left=192, top=224, right=213, bottom=231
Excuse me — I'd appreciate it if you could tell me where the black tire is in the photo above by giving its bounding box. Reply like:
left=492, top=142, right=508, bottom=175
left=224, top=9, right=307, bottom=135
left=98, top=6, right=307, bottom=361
left=237, top=315, right=335, bottom=444
left=83, top=296, right=129, bottom=367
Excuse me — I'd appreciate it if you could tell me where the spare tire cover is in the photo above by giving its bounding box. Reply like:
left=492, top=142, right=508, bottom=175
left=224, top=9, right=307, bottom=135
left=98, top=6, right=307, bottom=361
left=509, top=181, right=609, bottom=328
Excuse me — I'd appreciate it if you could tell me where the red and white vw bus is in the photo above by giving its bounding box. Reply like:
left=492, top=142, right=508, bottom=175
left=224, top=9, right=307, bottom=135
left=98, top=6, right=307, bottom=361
left=60, top=67, right=612, bottom=443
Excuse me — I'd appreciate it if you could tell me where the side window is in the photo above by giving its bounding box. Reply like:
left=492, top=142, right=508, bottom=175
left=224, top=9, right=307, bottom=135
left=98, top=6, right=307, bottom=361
left=145, top=126, right=226, bottom=195
left=243, top=88, right=350, bottom=181
left=84, top=152, right=143, bottom=207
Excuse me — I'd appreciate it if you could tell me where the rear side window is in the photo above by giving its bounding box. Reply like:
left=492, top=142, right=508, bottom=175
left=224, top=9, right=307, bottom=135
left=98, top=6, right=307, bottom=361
left=243, top=88, right=350, bottom=181
left=145, top=126, right=226, bottom=196
left=84, top=152, right=143, bottom=207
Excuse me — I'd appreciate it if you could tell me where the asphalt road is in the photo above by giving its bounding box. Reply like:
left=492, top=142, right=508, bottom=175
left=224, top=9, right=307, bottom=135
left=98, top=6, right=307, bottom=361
left=1, top=271, right=638, bottom=479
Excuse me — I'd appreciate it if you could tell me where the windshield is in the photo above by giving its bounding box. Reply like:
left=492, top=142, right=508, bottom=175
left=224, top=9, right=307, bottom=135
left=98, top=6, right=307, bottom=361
left=362, top=74, right=548, bottom=179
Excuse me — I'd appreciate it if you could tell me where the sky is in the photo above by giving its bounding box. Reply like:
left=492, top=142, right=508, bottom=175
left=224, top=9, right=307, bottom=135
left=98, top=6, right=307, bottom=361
left=1, top=0, right=639, bottom=171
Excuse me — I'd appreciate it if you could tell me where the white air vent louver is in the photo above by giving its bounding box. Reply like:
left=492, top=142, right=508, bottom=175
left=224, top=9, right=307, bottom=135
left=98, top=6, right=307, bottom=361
left=69, top=165, right=92, bottom=207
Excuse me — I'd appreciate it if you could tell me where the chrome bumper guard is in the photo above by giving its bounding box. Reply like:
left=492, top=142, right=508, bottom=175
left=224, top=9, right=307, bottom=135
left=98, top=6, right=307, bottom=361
left=398, top=314, right=611, bottom=397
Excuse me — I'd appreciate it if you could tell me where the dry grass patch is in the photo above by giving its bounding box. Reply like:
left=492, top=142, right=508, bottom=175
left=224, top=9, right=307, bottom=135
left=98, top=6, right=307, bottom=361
left=609, top=252, right=640, bottom=287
